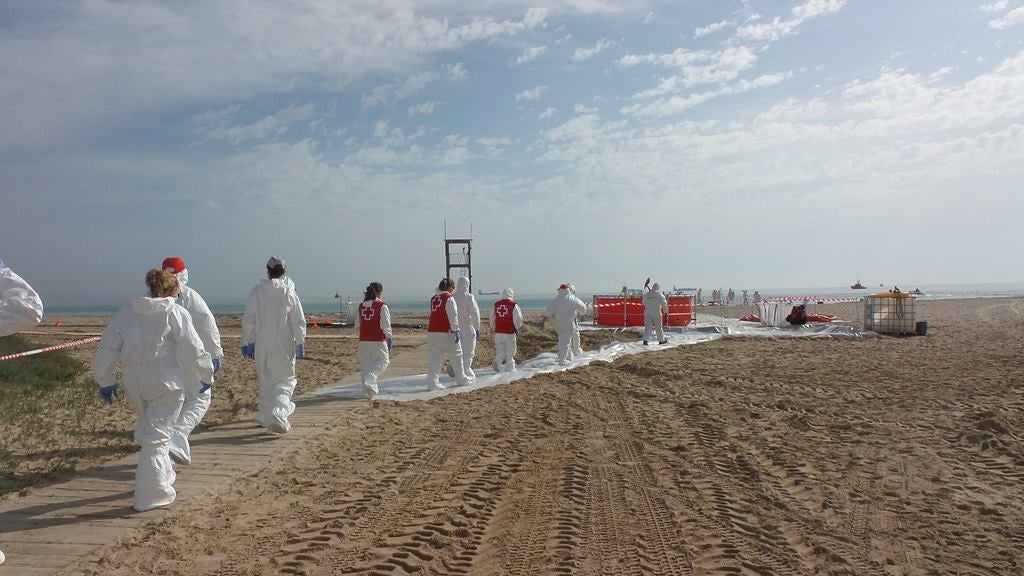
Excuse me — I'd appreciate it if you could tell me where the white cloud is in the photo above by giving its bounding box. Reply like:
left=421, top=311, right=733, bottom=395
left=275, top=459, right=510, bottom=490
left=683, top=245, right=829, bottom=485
left=694, top=20, right=729, bottom=39
left=447, top=62, right=468, bottom=81
left=362, top=72, right=436, bottom=108
left=622, top=71, right=792, bottom=116
left=514, top=46, right=548, bottom=66
left=980, top=1, right=1008, bottom=12
left=539, top=107, right=557, bottom=119
left=408, top=102, right=437, bottom=117
left=515, top=85, right=547, bottom=102
left=571, top=39, right=616, bottom=62
left=0, top=3, right=548, bottom=152
left=990, top=6, right=1024, bottom=28
left=621, top=46, right=759, bottom=94
left=194, top=103, right=316, bottom=145
left=736, top=0, right=845, bottom=42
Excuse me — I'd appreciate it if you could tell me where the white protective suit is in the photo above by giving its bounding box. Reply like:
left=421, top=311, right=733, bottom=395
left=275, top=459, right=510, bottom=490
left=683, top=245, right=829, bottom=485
left=0, top=264, right=44, bottom=337
left=546, top=287, right=588, bottom=366
left=427, top=291, right=470, bottom=390
left=643, top=282, right=669, bottom=344
left=490, top=288, right=523, bottom=372
left=452, top=276, right=481, bottom=379
left=92, top=297, right=214, bottom=512
left=168, top=268, right=223, bottom=465
left=357, top=298, right=392, bottom=398
left=242, top=276, right=306, bottom=434
left=567, top=284, right=585, bottom=358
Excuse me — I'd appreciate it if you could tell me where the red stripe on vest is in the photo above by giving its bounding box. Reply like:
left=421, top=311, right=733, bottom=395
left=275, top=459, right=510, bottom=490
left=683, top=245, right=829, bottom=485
left=359, top=300, right=387, bottom=341
left=428, top=292, right=452, bottom=333
left=493, top=299, right=517, bottom=334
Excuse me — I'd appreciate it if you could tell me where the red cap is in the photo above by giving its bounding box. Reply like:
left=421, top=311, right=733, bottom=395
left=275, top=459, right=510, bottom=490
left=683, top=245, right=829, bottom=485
left=558, top=283, right=569, bottom=290
left=162, top=257, right=186, bottom=274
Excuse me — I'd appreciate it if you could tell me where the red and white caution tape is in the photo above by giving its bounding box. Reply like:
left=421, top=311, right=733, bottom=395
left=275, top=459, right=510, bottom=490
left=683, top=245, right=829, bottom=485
left=762, top=297, right=860, bottom=304
left=0, top=336, right=101, bottom=362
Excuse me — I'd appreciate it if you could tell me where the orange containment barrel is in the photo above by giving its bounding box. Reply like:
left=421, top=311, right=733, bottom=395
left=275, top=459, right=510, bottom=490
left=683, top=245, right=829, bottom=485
left=593, top=295, right=693, bottom=327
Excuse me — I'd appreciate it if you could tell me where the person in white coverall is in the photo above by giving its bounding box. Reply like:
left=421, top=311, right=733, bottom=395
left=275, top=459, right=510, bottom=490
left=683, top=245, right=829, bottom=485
left=490, top=287, right=523, bottom=372
left=357, top=282, right=392, bottom=399
left=546, top=283, right=588, bottom=366
left=643, top=282, right=669, bottom=345
left=161, top=257, right=223, bottom=466
left=452, top=276, right=481, bottom=379
left=567, top=283, right=585, bottom=359
left=241, top=257, right=306, bottom=434
left=0, top=259, right=43, bottom=566
left=92, top=269, right=214, bottom=512
left=0, top=259, right=43, bottom=337
left=426, top=277, right=470, bottom=391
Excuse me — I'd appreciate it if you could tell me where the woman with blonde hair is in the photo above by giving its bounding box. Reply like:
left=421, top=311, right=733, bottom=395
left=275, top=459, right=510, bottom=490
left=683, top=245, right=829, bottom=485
left=93, top=269, right=214, bottom=511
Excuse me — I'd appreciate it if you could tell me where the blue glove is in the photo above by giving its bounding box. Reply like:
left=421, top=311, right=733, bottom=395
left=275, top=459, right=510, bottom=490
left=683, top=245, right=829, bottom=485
left=386, top=337, right=393, bottom=351
left=474, top=328, right=479, bottom=341
left=241, top=343, right=255, bottom=359
left=452, top=330, right=461, bottom=344
left=539, top=318, right=546, bottom=330
left=0, top=258, right=5, bottom=269
left=514, top=327, right=519, bottom=336
left=296, top=343, right=305, bottom=359
left=200, top=382, right=212, bottom=394
left=99, top=385, right=117, bottom=405
left=212, top=358, right=221, bottom=372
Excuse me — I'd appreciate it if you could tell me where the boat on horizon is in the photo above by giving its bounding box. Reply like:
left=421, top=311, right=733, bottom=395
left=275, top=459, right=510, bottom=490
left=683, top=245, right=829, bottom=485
left=851, top=280, right=867, bottom=289
left=478, top=289, right=500, bottom=296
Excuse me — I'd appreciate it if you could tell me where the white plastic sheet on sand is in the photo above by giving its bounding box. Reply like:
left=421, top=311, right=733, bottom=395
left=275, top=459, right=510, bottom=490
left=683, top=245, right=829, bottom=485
left=311, top=316, right=872, bottom=403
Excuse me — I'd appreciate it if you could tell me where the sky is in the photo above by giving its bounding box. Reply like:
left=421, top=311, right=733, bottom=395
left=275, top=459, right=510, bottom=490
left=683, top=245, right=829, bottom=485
left=2, top=0, right=1023, bottom=306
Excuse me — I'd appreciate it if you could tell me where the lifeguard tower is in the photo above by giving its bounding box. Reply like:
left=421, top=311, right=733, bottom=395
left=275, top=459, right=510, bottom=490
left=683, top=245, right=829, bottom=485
left=444, top=224, right=472, bottom=287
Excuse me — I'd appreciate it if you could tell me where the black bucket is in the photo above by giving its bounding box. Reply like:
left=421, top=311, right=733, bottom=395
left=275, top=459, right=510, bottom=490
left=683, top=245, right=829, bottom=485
left=915, top=321, right=928, bottom=336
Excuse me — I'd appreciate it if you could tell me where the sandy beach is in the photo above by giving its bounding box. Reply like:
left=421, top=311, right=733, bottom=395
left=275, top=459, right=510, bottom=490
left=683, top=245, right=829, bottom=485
left=2, top=297, right=1023, bottom=575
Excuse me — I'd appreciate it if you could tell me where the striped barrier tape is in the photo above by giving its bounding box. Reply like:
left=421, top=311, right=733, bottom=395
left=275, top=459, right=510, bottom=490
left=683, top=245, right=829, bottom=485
left=0, top=336, right=101, bottom=362
left=761, top=297, right=860, bottom=304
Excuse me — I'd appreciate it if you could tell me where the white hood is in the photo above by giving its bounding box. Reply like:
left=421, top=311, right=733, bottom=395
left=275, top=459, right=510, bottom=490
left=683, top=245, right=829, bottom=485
left=131, top=296, right=177, bottom=315
left=455, top=276, right=471, bottom=294
left=501, top=287, right=514, bottom=300
left=174, top=269, right=190, bottom=288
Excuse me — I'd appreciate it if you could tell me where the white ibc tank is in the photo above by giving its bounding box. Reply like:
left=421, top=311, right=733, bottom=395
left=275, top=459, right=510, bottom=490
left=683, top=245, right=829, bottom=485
left=863, top=292, right=916, bottom=334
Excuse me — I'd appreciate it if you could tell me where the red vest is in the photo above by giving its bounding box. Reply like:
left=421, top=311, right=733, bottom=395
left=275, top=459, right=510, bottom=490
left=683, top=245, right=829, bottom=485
left=493, top=299, right=517, bottom=334
left=428, top=292, right=452, bottom=333
left=359, top=300, right=387, bottom=341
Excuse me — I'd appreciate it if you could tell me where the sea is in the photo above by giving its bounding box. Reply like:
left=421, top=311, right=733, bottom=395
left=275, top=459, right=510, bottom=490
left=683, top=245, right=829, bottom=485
left=41, top=282, right=1024, bottom=317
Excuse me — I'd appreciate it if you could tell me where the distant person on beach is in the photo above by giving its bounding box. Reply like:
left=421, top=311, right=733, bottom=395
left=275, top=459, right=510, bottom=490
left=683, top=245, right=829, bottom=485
left=546, top=283, right=588, bottom=366
left=92, top=269, right=214, bottom=512
left=753, top=290, right=762, bottom=303
left=727, top=288, right=735, bottom=305
left=491, top=287, right=523, bottom=372
left=785, top=304, right=808, bottom=326
left=0, top=259, right=43, bottom=337
left=357, top=281, right=392, bottom=399
left=643, top=282, right=669, bottom=345
left=567, top=283, right=586, bottom=359
left=427, top=277, right=470, bottom=391
left=241, top=257, right=306, bottom=434
left=160, top=257, right=223, bottom=466
left=452, top=276, right=481, bottom=379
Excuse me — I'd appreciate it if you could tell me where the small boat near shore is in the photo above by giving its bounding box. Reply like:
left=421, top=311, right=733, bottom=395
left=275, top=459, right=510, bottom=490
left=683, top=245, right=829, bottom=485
left=851, top=280, right=867, bottom=289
